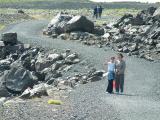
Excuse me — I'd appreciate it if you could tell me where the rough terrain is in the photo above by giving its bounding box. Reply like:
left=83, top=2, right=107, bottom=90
left=0, top=20, right=160, bottom=120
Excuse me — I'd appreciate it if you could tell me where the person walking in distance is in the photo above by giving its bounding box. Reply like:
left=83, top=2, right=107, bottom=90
left=115, top=53, right=126, bottom=94
left=93, top=6, right=98, bottom=19
left=99, top=5, right=103, bottom=18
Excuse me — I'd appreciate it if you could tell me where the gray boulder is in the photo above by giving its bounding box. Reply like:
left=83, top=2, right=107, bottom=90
left=0, top=72, right=11, bottom=97
left=1, top=32, right=17, bottom=45
left=70, top=32, right=81, bottom=40
left=123, top=46, right=129, bottom=53
left=48, top=13, right=72, bottom=34
left=114, top=14, right=133, bottom=28
left=150, top=30, right=160, bottom=40
left=35, top=53, right=61, bottom=72
left=58, top=33, right=69, bottom=40
left=51, top=61, right=64, bottom=71
left=129, top=43, right=138, bottom=52
left=93, top=26, right=105, bottom=36
left=20, top=83, right=50, bottom=99
left=44, top=70, right=62, bottom=81
left=4, top=65, right=36, bottom=93
left=132, top=7, right=156, bottom=25
left=153, top=7, right=160, bottom=21
left=63, top=77, right=79, bottom=88
left=65, top=53, right=79, bottom=64
left=86, top=69, right=104, bottom=82
left=65, top=15, right=94, bottom=33
left=5, top=44, right=24, bottom=55
left=144, top=54, right=154, bottom=61
left=0, top=59, right=11, bottom=72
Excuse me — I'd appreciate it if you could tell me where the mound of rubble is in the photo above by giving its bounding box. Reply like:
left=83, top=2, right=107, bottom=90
left=0, top=32, right=104, bottom=98
left=44, top=7, right=160, bottom=62
left=43, top=13, right=106, bottom=47
left=108, top=7, right=160, bottom=61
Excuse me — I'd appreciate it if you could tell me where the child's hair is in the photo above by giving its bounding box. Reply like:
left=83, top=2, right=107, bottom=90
left=117, top=53, right=123, bottom=58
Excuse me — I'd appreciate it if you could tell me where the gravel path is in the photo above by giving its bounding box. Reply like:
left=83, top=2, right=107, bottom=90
left=1, top=20, right=160, bottom=120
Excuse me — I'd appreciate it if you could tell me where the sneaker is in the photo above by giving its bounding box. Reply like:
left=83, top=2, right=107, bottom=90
left=106, top=91, right=112, bottom=94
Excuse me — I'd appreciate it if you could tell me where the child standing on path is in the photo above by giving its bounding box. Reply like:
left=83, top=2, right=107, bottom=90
left=106, top=57, right=116, bottom=94
left=115, top=53, right=126, bottom=94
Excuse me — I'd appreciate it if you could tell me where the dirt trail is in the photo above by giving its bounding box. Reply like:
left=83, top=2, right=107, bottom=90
left=1, top=20, right=160, bottom=120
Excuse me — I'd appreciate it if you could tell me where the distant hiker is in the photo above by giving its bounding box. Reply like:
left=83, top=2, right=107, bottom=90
left=105, top=57, right=116, bottom=94
left=115, top=53, right=126, bottom=94
left=93, top=6, right=98, bottom=19
left=98, top=5, right=103, bottom=18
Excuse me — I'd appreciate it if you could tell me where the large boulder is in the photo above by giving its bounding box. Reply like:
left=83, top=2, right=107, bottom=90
left=0, top=59, right=11, bottom=72
left=4, top=64, right=37, bottom=93
left=65, top=15, right=94, bottom=33
left=0, top=72, right=11, bottom=97
left=143, top=22, right=160, bottom=40
left=153, top=7, right=160, bottom=22
left=5, top=44, right=24, bottom=55
left=93, top=26, right=105, bottom=36
left=1, top=32, right=17, bottom=45
left=0, top=43, right=25, bottom=60
left=35, top=53, right=61, bottom=72
left=20, top=83, right=50, bottom=99
left=47, top=13, right=72, bottom=35
left=114, top=7, right=157, bottom=27
left=114, top=14, right=133, bottom=28
left=132, top=7, right=156, bottom=25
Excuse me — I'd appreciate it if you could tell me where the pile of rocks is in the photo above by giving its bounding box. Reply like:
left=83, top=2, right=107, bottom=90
left=20, top=69, right=104, bottom=99
left=0, top=32, right=104, bottom=98
left=58, top=31, right=106, bottom=47
left=105, top=7, right=160, bottom=61
left=43, top=13, right=106, bottom=47
left=44, top=8, right=160, bottom=61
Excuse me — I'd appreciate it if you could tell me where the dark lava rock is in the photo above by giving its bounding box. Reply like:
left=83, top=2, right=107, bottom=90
left=1, top=32, right=17, bottom=45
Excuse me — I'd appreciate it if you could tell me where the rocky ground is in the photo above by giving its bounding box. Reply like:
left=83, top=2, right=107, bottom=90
left=0, top=32, right=104, bottom=97
left=44, top=7, right=160, bottom=62
left=0, top=4, right=160, bottom=120
left=0, top=18, right=104, bottom=120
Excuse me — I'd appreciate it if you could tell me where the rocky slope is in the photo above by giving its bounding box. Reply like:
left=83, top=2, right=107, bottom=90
left=0, top=19, right=160, bottom=120
left=0, top=32, right=104, bottom=99
left=44, top=7, right=160, bottom=62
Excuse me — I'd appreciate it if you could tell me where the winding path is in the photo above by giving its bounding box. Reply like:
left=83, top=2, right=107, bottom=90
left=2, top=20, right=160, bottom=120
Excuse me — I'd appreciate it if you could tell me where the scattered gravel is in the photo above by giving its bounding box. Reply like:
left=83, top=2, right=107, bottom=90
left=0, top=20, right=160, bottom=120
